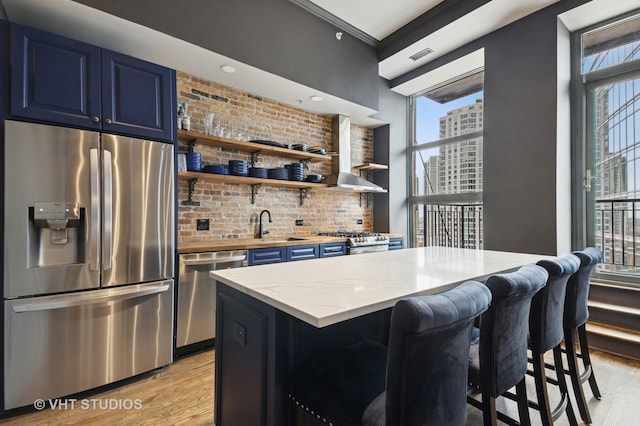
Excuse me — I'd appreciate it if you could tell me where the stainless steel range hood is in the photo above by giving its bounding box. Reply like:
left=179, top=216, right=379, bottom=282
left=324, top=115, right=384, bottom=192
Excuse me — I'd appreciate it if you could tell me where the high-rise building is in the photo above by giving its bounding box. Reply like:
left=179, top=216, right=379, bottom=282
left=422, top=99, right=484, bottom=249
left=437, top=99, right=483, bottom=194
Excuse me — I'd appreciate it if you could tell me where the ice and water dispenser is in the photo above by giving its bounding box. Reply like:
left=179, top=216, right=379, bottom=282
left=29, top=202, right=85, bottom=266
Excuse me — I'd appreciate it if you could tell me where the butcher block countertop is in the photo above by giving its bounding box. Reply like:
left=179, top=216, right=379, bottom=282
left=177, top=234, right=405, bottom=253
left=177, top=236, right=347, bottom=253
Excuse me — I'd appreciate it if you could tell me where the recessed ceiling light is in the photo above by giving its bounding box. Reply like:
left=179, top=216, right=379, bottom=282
left=309, top=95, right=322, bottom=102
left=220, top=65, right=237, bottom=74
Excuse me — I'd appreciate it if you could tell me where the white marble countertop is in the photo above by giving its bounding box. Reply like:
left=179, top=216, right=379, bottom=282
left=210, top=247, right=549, bottom=327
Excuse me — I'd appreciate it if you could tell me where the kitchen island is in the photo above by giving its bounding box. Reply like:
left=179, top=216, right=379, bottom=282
left=210, top=247, right=548, bottom=425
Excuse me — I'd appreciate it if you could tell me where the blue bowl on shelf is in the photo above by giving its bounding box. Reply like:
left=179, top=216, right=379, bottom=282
left=202, top=164, right=229, bottom=175
left=228, top=160, right=249, bottom=176
left=268, top=168, right=289, bottom=180
left=248, top=167, right=268, bottom=178
left=285, top=163, right=304, bottom=181
left=186, top=152, right=202, bottom=172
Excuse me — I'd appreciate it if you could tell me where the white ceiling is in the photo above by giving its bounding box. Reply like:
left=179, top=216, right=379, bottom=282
left=308, top=0, right=443, bottom=41
left=379, top=0, right=561, bottom=80
left=2, top=0, right=640, bottom=126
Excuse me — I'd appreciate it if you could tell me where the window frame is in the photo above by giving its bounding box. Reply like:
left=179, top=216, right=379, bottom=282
left=407, top=83, right=484, bottom=248
left=572, top=8, right=640, bottom=285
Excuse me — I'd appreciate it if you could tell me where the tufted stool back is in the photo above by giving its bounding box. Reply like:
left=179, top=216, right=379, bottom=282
left=563, top=247, right=604, bottom=423
left=475, top=264, right=548, bottom=397
left=289, top=280, right=491, bottom=426
left=531, top=254, right=581, bottom=353
left=564, top=247, right=603, bottom=329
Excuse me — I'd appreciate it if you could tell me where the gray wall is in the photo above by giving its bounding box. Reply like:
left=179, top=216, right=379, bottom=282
left=76, top=0, right=379, bottom=110
left=373, top=78, right=408, bottom=234
left=388, top=0, right=587, bottom=254
left=482, top=9, right=562, bottom=254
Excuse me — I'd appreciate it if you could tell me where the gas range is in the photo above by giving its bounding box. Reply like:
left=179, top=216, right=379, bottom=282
left=318, top=231, right=389, bottom=254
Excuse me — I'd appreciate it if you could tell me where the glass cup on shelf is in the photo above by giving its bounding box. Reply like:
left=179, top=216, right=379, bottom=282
left=234, top=121, right=247, bottom=141
left=223, top=119, right=233, bottom=139
left=203, top=113, right=214, bottom=135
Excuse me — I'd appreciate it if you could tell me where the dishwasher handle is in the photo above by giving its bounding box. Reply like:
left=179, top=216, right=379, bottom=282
left=182, top=255, right=247, bottom=266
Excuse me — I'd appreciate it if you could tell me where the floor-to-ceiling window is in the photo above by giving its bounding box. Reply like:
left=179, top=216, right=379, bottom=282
left=409, top=71, right=484, bottom=248
left=577, top=12, right=640, bottom=281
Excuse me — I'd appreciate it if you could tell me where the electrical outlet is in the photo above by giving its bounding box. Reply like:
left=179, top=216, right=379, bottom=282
left=357, top=219, right=363, bottom=225
left=295, top=219, right=304, bottom=226
left=196, top=218, right=210, bottom=231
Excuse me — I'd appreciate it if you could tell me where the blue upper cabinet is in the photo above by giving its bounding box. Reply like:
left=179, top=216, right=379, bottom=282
left=10, top=24, right=101, bottom=130
left=101, top=50, right=174, bottom=142
left=1, top=20, right=9, bottom=120
left=10, top=24, right=175, bottom=142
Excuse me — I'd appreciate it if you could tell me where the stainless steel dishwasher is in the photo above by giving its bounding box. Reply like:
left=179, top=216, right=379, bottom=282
left=177, top=250, right=247, bottom=353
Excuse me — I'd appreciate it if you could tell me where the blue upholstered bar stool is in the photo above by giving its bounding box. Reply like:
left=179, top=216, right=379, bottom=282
left=467, top=264, right=548, bottom=426
left=288, top=280, right=492, bottom=426
left=529, top=254, right=580, bottom=426
left=564, top=247, right=603, bottom=423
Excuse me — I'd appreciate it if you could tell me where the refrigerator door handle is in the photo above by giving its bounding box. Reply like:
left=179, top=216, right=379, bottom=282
left=103, top=149, right=113, bottom=271
left=12, top=284, right=171, bottom=313
left=90, top=148, right=101, bottom=271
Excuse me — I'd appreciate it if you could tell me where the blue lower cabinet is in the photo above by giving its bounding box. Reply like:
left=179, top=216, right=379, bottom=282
left=286, top=244, right=319, bottom=262
left=248, top=247, right=286, bottom=266
left=319, top=242, right=347, bottom=258
left=249, top=243, right=346, bottom=266
left=388, top=237, right=405, bottom=250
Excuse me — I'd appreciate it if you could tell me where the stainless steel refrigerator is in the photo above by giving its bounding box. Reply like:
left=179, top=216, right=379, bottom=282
left=3, top=120, right=175, bottom=410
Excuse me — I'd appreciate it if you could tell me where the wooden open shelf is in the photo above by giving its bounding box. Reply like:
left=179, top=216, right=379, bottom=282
left=353, top=162, right=388, bottom=171
left=178, top=129, right=331, bottom=163
left=178, top=171, right=328, bottom=189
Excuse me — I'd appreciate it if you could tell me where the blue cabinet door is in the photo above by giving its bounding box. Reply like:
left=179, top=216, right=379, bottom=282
left=101, top=50, right=175, bottom=142
left=1, top=19, right=9, bottom=119
left=319, top=242, right=347, bottom=258
left=10, top=24, right=101, bottom=129
left=287, top=244, right=319, bottom=262
left=248, top=247, right=286, bottom=266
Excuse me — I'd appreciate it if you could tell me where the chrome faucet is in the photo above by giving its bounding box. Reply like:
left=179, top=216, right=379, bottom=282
left=258, top=209, right=272, bottom=238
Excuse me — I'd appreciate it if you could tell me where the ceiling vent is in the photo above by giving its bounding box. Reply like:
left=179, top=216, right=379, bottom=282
left=409, top=48, right=434, bottom=61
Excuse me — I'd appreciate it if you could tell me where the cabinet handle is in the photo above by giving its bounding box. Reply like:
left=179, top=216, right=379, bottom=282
left=105, top=118, right=112, bottom=124
left=92, top=116, right=100, bottom=122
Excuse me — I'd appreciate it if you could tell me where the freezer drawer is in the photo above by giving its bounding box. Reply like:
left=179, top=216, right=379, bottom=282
left=177, top=251, right=247, bottom=348
left=3, top=281, right=174, bottom=410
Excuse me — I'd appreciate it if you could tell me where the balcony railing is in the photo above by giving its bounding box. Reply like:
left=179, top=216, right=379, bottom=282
left=595, top=198, right=640, bottom=272
left=416, top=203, right=483, bottom=249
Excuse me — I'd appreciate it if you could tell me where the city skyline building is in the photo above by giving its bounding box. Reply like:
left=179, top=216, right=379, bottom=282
left=420, top=98, right=484, bottom=249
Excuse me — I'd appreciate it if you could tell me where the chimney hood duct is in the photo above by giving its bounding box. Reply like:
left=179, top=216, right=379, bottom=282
left=324, top=115, right=384, bottom=192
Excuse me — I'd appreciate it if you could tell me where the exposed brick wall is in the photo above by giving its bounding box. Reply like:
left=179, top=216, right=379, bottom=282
left=176, top=71, right=375, bottom=243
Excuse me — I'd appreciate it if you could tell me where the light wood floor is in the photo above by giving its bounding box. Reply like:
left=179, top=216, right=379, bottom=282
left=0, top=348, right=638, bottom=425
